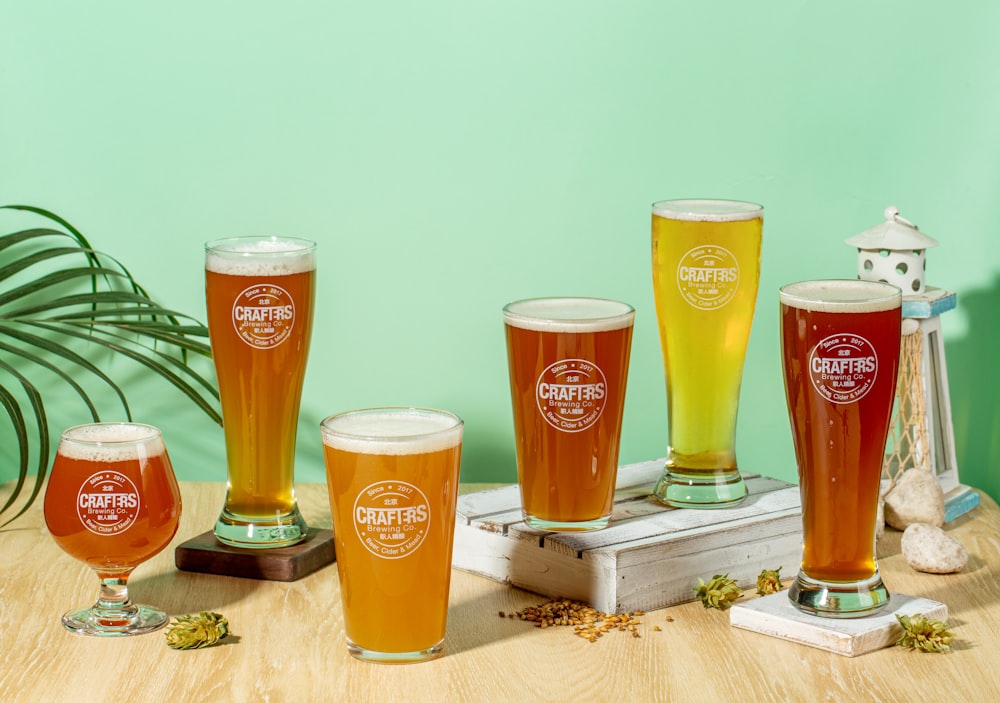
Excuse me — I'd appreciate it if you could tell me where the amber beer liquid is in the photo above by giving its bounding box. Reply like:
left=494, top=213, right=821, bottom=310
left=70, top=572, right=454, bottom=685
left=651, top=199, right=762, bottom=508
left=320, top=408, right=463, bottom=663
left=503, top=298, right=634, bottom=531
left=780, top=279, right=901, bottom=617
left=206, top=237, right=315, bottom=548
left=45, top=425, right=181, bottom=578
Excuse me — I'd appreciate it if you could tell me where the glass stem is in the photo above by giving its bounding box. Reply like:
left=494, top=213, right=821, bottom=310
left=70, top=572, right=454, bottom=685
left=94, top=575, right=138, bottom=620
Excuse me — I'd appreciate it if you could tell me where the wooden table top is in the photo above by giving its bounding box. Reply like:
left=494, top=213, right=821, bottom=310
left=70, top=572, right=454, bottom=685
left=1, top=481, right=998, bottom=703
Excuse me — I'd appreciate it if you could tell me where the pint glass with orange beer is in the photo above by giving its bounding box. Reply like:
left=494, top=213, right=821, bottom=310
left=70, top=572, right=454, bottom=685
left=780, top=280, right=901, bottom=617
left=206, top=236, right=316, bottom=548
left=503, top=297, right=634, bottom=531
left=44, top=423, right=182, bottom=636
left=320, top=407, right=464, bottom=663
left=651, top=199, right=762, bottom=508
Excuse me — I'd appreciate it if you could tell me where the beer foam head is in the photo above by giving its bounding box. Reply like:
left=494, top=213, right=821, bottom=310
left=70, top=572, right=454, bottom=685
left=59, top=423, right=166, bottom=462
left=503, top=297, right=635, bottom=333
left=779, top=279, right=902, bottom=313
left=206, top=236, right=316, bottom=276
left=321, top=408, right=464, bottom=456
left=652, top=199, right=763, bottom=223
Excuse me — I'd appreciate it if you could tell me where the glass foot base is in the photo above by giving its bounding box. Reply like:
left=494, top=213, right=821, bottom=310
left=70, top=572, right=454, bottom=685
left=522, top=513, right=611, bottom=532
left=653, top=470, right=747, bottom=509
left=347, top=639, right=444, bottom=664
left=788, top=571, right=890, bottom=619
left=214, top=505, right=307, bottom=549
left=62, top=604, right=168, bottom=637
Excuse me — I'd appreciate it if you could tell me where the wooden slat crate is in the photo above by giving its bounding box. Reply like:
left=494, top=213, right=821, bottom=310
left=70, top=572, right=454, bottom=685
left=452, top=458, right=803, bottom=613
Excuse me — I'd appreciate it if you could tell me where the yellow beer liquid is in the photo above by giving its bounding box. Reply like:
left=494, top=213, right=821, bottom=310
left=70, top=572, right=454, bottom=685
left=651, top=209, right=761, bottom=476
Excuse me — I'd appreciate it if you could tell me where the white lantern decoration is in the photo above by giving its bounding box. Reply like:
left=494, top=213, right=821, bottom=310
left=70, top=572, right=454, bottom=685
left=845, top=206, right=939, bottom=294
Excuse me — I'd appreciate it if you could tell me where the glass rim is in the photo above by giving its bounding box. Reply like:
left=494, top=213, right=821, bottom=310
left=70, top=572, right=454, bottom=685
left=60, top=422, right=163, bottom=446
left=204, top=235, right=317, bottom=256
left=779, top=278, right=902, bottom=311
left=319, top=406, right=464, bottom=443
left=502, top=296, right=635, bottom=328
left=651, top=198, right=763, bottom=222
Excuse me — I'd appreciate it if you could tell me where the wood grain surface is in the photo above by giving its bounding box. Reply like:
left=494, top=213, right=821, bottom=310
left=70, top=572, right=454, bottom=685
left=1, top=481, right=998, bottom=703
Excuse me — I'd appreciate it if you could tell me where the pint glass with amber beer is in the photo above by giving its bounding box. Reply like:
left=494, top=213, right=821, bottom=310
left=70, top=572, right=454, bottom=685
left=503, top=297, right=634, bottom=531
left=320, top=407, right=464, bottom=663
left=44, top=423, right=181, bottom=636
left=651, top=199, right=762, bottom=508
left=206, top=236, right=315, bottom=548
left=780, top=280, right=901, bottom=617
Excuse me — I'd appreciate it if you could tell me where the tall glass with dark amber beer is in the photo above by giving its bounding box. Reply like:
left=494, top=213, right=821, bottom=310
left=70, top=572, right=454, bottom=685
left=780, top=279, right=901, bottom=617
left=320, top=407, right=464, bottom=663
left=206, top=236, right=316, bottom=548
left=503, top=297, right=634, bottom=531
left=651, top=199, right=762, bottom=508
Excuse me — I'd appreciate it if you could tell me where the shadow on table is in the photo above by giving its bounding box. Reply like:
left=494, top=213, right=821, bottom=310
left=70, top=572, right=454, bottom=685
left=443, top=588, right=541, bottom=656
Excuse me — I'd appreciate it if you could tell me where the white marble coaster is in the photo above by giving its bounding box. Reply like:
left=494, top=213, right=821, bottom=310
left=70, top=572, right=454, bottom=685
left=730, top=591, right=948, bottom=657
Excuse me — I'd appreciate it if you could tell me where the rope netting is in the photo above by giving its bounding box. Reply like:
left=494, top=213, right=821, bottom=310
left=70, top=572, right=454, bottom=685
left=883, top=325, right=930, bottom=492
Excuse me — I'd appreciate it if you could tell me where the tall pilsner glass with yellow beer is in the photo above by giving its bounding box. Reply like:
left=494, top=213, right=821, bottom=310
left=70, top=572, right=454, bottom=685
left=206, top=236, right=316, bottom=548
left=651, top=199, right=762, bottom=508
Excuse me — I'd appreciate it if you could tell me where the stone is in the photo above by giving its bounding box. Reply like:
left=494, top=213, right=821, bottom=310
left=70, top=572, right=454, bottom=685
left=901, top=523, right=968, bottom=574
left=883, top=469, right=945, bottom=530
left=875, top=498, right=885, bottom=541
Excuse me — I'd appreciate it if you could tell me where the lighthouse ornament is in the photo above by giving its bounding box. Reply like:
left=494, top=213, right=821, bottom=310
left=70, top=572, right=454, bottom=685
left=846, top=207, right=979, bottom=523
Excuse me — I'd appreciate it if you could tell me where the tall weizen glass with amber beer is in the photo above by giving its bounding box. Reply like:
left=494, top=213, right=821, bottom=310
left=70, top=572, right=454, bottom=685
left=206, top=236, right=315, bottom=548
left=503, top=297, right=634, bottom=531
left=780, top=279, right=901, bottom=617
left=320, top=407, right=464, bottom=663
left=651, top=199, right=762, bottom=508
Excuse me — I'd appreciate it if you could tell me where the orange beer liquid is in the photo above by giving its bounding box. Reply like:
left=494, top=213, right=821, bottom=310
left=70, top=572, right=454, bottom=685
left=206, top=244, right=315, bottom=519
left=651, top=203, right=761, bottom=475
left=781, top=282, right=901, bottom=582
left=504, top=299, right=634, bottom=525
left=44, top=426, right=181, bottom=579
left=322, top=410, right=463, bottom=655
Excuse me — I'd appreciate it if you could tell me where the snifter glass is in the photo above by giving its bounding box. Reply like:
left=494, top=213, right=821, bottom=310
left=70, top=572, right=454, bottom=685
left=651, top=199, right=763, bottom=508
left=205, top=236, right=316, bottom=548
left=44, top=423, right=182, bottom=636
left=780, top=279, right=901, bottom=617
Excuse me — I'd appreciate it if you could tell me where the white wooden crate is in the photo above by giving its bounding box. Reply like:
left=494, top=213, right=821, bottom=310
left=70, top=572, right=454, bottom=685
left=452, top=459, right=803, bottom=613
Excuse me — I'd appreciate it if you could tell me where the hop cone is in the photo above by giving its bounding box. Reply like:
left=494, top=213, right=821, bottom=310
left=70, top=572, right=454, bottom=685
left=694, top=574, right=742, bottom=610
left=896, top=614, right=954, bottom=653
left=165, top=612, right=230, bottom=650
left=756, top=567, right=783, bottom=595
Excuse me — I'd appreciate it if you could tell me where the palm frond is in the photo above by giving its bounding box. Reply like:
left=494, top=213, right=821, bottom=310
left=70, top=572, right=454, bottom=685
left=0, top=205, right=220, bottom=525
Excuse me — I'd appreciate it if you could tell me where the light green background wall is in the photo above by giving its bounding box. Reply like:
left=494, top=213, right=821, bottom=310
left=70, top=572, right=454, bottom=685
left=3, top=2, right=999, bottom=502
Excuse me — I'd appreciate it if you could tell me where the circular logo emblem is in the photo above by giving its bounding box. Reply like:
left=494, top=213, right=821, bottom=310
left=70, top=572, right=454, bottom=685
left=76, top=471, right=141, bottom=536
left=676, top=245, right=740, bottom=309
left=352, top=481, right=430, bottom=560
left=231, top=284, right=296, bottom=349
left=808, top=334, right=879, bottom=404
left=535, top=358, right=608, bottom=433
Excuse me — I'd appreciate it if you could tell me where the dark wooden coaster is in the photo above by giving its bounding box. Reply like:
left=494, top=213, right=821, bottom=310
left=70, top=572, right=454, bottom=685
left=174, top=528, right=336, bottom=582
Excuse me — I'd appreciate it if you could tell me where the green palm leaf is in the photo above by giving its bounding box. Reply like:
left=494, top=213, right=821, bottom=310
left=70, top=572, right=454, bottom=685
left=0, top=205, right=220, bottom=526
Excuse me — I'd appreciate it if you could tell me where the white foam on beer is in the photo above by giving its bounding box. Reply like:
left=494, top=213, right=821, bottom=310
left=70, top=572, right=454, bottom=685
left=206, top=237, right=315, bottom=276
left=503, top=297, right=634, bottom=333
left=779, top=280, right=901, bottom=313
left=58, top=423, right=165, bottom=463
left=652, top=199, right=763, bottom=222
left=321, top=410, right=463, bottom=456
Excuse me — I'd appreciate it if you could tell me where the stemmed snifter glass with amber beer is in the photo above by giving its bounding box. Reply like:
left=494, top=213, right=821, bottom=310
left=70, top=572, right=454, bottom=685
left=651, top=199, right=762, bottom=508
left=44, top=423, right=182, bottom=636
left=780, top=279, right=901, bottom=617
left=205, top=236, right=316, bottom=548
